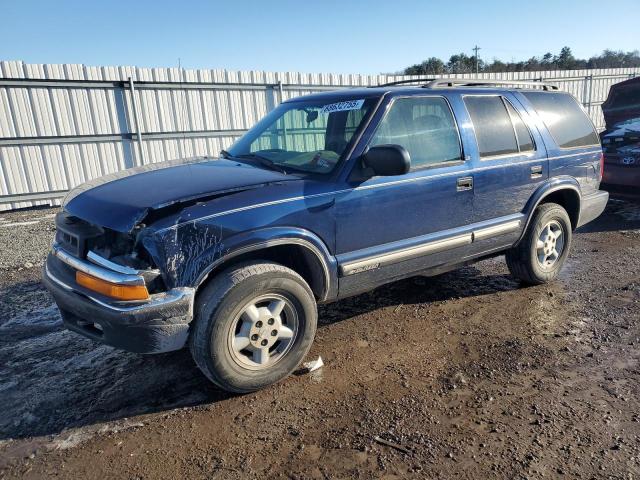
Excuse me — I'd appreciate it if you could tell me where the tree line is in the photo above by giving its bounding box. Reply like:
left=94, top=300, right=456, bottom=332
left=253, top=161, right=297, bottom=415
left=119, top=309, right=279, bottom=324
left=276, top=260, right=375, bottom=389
left=402, top=47, right=640, bottom=75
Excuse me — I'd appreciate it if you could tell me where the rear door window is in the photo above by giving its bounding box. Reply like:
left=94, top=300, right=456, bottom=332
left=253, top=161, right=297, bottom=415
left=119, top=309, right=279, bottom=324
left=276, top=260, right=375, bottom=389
left=369, top=96, right=462, bottom=170
left=464, top=96, right=519, bottom=157
left=523, top=91, right=599, bottom=149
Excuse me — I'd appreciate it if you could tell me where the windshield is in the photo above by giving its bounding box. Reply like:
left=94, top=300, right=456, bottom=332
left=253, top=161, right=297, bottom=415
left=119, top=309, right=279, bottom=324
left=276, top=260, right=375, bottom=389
left=227, top=97, right=377, bottom=174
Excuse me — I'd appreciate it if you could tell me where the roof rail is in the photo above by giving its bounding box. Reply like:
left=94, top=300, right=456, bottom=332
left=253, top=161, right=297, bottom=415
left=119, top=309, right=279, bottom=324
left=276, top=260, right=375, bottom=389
left=375, top=78, right=436, bottom=87
left=423, top=78, right=559, bottom=91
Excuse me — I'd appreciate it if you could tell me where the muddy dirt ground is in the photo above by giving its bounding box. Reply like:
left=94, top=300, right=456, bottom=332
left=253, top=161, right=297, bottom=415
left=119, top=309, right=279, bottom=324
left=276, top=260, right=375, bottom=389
left=1, top=197, right=639, bottom=479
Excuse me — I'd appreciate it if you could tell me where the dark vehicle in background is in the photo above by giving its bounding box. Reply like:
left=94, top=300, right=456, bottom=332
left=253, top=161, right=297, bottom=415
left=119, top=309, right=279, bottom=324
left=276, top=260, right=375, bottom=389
left=43, top=78, right=608, bottom=393
left=601, top=76, right=640, bottom=189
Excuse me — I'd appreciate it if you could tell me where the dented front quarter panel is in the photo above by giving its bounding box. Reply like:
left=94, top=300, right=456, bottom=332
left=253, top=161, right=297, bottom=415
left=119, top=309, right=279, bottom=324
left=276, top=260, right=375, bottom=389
left=140, top=179, right=339, bottom=294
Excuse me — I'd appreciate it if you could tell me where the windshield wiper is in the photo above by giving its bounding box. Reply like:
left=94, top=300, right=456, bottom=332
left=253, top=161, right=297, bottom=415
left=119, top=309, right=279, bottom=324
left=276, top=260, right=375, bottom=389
left=235, top=153, right=288, bottom=175
left=220, top=149, right=231, bottom=158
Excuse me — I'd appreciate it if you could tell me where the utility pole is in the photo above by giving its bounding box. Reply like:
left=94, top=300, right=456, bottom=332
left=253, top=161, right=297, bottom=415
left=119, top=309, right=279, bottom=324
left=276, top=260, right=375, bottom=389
left=473, top=45, right=481, bottom=75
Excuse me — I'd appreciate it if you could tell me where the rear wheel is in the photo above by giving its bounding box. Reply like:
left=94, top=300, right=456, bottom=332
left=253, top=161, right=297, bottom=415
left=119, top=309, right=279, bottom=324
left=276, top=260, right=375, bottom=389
left=506, top=203, right=572, bottom=285
left=189, top=261, right=317, bottom=393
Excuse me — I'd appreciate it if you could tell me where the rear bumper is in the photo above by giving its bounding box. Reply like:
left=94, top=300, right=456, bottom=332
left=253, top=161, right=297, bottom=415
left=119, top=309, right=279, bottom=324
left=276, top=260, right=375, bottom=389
left=603, top=163, right=640, bottom=187
left=577, top=190, right=609, bottom=228
left=43, top=251, right=194, bottom=354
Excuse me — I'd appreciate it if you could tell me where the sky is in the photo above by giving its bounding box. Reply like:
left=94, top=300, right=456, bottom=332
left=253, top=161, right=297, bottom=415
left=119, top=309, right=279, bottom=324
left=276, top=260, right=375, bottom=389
left=1, top=0, right=639, bottom=75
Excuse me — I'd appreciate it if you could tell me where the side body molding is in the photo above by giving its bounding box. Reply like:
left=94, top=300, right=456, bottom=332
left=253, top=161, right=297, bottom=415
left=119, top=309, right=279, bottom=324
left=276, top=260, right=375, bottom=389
left=193, top=227, right=338, bottom=302
left=517, top=177, right=582, bottom=243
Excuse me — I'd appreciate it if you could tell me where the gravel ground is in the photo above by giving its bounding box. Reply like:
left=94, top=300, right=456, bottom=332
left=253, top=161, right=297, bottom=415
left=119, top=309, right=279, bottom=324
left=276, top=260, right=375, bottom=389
left=0, top=209, right=57, bottom=272
left=0, top=197, right=639, bottom=479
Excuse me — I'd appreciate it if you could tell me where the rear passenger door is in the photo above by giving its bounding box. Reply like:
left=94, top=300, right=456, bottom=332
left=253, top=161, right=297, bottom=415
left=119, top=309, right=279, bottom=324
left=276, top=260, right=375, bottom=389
left=462, top=94, right=548, bottom=251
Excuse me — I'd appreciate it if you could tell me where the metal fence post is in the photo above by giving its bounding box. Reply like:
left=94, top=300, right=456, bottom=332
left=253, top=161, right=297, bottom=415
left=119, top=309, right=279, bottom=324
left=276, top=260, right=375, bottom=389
left=113, top=83, right=135, bottom=169
left=128, top=77, right=146, bottom=166
left=266, top=84, right=278, bottom=112
left=278, top=81, right=288, bottom=150
left=586, top=75, right=594, bottom=117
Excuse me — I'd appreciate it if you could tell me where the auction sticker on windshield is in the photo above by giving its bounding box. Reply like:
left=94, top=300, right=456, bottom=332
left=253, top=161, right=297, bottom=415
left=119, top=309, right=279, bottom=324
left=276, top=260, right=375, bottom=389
left=320, top=99, right=365, bottom=114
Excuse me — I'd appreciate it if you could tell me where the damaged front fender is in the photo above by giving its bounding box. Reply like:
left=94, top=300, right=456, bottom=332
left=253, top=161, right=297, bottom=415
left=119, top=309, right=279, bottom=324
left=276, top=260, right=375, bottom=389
left=143, top=222, right=229, bottom=289
left=143, top=221, right=338, bottom=301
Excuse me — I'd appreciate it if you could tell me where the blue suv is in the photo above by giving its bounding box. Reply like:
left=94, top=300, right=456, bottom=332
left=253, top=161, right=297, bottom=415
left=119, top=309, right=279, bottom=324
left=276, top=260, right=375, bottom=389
left=43, top=78, right=609, bottom=392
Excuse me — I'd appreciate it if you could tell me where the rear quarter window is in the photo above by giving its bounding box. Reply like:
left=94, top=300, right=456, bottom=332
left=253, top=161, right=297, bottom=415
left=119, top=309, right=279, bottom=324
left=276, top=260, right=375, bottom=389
left=523, top=91, right=599, bottom=149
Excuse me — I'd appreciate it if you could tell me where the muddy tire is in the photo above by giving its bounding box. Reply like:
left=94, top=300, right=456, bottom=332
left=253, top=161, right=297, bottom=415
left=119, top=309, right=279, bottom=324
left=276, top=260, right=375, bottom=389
left=189, top=261, right=317, bottom=393
left=506, top=203, right=572, bottom=285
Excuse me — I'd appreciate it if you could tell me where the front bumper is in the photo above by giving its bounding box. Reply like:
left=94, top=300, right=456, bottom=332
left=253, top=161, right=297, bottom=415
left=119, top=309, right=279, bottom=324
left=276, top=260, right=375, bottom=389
left=43, top=248, right=194, bottom=354
left=577, top=190, right=609, bottom=228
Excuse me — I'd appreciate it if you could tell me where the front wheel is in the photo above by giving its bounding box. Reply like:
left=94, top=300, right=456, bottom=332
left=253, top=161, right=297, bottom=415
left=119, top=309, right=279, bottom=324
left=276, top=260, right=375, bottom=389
left=190, top=261, right=317, bottom=393
left=506, top=203, right=572, bottom=285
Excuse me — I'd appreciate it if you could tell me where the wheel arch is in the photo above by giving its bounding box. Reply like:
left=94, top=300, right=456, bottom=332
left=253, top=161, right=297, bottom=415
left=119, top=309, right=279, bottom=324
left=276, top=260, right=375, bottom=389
left=517, top=179, right=581, bottom=244
left=194, top=228, right=337, bottom=302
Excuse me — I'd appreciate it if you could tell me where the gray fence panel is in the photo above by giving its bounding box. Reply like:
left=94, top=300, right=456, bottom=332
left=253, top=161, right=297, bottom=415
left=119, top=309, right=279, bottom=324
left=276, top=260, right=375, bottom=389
left=0, top=60, right=638, bottom=210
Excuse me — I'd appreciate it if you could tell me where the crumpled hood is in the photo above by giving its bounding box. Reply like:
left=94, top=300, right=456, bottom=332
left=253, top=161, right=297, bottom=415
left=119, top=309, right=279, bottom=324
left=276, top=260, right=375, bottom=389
left=602, top=77, right=640, bottom=130
left=64, top=157, right=294, bottom=233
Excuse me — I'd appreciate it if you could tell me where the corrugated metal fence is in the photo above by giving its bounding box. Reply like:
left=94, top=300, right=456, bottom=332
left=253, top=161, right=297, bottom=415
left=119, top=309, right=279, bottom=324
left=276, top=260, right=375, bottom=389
left=1, top=61, right=638, bottom=210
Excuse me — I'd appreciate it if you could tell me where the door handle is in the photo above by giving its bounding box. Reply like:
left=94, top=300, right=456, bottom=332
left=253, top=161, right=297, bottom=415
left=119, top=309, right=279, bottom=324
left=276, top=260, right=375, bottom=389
left=530, top=165, right=543, bottom=179
left=456, top=176, right=473, bottom=192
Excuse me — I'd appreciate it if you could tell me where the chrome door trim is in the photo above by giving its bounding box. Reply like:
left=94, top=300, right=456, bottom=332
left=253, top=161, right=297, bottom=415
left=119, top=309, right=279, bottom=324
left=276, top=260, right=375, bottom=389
left=473, top=220, right=522, bottom=241
left=341, top=233, right=472, bottom=276
left=339, top=216, right=523, bottom=277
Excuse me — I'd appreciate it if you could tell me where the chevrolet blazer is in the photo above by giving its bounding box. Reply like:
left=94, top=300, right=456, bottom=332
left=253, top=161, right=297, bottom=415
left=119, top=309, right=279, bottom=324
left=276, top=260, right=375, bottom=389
left=43, top=78, right=609, bottom=392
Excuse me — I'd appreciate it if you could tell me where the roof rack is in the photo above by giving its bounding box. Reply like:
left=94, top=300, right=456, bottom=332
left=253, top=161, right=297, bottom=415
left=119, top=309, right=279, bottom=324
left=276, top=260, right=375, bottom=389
left=375, top=77, right=559, bottom=91
left=375, top=78, right=436, bottom=87
left=424, top=78, right=559, bottom=91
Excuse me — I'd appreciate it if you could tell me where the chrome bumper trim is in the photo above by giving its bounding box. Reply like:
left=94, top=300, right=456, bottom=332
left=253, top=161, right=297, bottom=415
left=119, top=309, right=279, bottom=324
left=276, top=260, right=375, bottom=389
left=45, top=263, right=194, bottom=313
left=87, top=250, right=139, bottom=275
left=52, top=243, right=145, bottom=286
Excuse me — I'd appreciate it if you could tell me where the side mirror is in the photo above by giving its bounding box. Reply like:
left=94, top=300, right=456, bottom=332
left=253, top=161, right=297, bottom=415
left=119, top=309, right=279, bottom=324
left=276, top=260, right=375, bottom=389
left=362, top=144, right=411, bottom=176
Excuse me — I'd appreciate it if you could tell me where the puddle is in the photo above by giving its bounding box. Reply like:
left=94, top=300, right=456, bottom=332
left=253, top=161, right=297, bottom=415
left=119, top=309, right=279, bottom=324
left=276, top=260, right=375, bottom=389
left=608, top=199, right=640, bottom=222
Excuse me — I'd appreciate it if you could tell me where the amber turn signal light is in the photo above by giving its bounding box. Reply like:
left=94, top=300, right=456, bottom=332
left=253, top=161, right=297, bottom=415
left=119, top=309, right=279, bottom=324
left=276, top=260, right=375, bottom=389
left=76, top=271, right=149, bottom=301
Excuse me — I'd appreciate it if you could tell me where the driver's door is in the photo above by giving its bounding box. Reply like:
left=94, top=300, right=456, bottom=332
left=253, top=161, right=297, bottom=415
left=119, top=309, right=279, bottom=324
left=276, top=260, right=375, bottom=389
left=334, top=95, right=475, bottom=297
